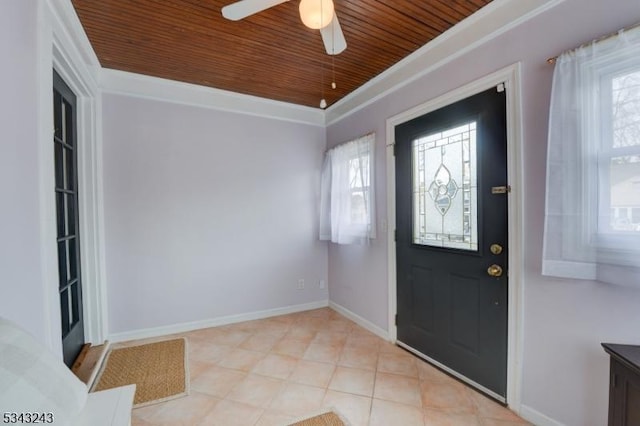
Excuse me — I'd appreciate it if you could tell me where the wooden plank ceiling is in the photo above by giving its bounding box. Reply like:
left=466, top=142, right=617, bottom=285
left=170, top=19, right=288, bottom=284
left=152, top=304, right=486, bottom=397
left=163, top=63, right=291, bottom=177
left=72, top=0, right=492, bottom=108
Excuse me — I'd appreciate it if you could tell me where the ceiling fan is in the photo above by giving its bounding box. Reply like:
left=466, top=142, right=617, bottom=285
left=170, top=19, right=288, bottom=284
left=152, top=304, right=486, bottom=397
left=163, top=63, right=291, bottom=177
left=222, top=0, right=347, bottom=55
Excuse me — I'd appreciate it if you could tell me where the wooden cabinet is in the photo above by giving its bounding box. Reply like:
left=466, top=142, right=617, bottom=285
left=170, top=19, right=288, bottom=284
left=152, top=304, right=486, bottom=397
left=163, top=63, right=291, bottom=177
left=602, top=343, right=640, bottom=426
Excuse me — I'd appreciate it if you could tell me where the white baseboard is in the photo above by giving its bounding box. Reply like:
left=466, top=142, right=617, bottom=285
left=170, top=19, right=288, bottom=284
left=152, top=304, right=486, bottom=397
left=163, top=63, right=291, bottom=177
left=86, top=340, right=110, bottom=389
left=328, top=301, right=390, bottom=341
left=108, top=300, right=329, bottom=342
left=520, top=404, right=566, bottom=426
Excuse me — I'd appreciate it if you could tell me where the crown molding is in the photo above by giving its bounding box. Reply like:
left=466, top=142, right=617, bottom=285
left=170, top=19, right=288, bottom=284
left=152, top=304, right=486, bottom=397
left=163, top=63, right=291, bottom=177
left=99, top=68, right=325, bottom=127
left=46, top=0, right=101, bottom=82
left=51, top=0, right=564, bottom=128
left=324, top=0, right=566, bottom=126
left=50, top=1, right=324, bottom=126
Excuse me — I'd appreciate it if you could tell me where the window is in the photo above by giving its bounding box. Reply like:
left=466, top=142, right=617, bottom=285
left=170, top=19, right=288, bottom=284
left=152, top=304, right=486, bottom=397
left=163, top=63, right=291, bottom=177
left=599, top=70, right=640, bottom=237
left=543, top=26, right=640, bottom=286
left=320, top=133, right=376, bottom=244
left=348, top=153, right=370, bottom=225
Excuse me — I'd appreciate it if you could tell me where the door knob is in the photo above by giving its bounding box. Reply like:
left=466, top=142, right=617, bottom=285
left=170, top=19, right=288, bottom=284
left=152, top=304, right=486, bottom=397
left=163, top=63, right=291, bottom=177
left=487, top=264, right=503, bottom=277
left=490, top=244, right=503, bottom=255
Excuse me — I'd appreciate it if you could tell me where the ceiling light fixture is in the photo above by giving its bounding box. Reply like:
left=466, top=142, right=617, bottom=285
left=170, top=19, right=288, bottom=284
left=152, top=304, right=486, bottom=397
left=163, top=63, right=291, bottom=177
left=299, top=0, right=334, bottom=30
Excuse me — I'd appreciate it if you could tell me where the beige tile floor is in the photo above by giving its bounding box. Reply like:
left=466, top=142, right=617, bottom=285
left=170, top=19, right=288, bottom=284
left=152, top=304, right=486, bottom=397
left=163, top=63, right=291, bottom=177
left=127, top=308, right=530, bottom=426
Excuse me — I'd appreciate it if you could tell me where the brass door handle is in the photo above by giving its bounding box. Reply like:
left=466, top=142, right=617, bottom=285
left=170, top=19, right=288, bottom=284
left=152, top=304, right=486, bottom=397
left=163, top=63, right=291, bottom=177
left=487, top=264, right=503, bottom=277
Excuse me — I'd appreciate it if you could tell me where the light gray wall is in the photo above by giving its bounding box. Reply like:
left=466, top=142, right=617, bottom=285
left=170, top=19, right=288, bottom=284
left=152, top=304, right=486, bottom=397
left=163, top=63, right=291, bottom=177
left=102, top=94, right=328, bottom=334
left=326, top=0, right=640, bottom=424
left=0, top=0, right=41, bottom=334
left=0, top=1, right=57, bottom=351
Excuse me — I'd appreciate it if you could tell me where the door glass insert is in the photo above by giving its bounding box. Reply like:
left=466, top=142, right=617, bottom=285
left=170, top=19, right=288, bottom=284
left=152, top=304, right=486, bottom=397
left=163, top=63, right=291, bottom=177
left=412, top=121, right=478, bottom=250
left=54, top=70, right=84, bottom=367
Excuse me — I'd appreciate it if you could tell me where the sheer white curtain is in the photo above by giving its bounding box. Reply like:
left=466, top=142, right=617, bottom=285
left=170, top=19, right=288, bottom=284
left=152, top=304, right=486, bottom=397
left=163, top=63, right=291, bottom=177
left=543, top=26, right=640, bottom=286
left=320, top=133, right=376, bottom=245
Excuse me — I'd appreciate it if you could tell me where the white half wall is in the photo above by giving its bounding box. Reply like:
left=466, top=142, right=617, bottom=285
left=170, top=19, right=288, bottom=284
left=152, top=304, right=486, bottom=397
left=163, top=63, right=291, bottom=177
left=101, top=90, right=329, bottom=335
left=325, top=0, right=640, bottom=425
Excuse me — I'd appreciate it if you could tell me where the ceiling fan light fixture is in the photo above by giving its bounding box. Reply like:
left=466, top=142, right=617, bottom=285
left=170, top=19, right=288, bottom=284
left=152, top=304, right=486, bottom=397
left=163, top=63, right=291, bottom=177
left=299, top=0, right=334, bottom=29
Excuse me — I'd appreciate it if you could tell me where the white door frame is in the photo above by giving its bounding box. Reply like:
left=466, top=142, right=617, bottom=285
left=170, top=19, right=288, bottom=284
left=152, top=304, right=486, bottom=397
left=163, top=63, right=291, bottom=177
left=38, top=0, right=108, bottom=352
left=385, top=63, right=525, bottom=411
left=52, top=49, right=107, bottom=346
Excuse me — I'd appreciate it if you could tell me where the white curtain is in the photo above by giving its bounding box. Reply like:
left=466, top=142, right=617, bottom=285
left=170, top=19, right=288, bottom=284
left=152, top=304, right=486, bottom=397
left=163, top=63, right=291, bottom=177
left=320, top=133, right=376, bottom=245
left=543, top=26, right=640, bottom=286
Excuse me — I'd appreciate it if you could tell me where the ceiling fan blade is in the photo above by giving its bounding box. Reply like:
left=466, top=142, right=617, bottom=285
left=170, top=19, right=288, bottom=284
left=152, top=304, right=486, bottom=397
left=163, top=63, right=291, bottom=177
left=320, top=13, right=347, bottom=55
left=222, top=0, right=289, bottom=21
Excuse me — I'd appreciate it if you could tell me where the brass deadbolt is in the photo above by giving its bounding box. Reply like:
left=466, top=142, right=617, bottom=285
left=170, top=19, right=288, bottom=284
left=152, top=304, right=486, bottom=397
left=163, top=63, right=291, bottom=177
left=490, top=244, right=503, bottom=255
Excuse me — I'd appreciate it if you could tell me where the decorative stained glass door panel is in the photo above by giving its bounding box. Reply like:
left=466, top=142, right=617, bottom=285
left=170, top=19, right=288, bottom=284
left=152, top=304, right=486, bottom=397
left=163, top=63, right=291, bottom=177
left=395, top=86, right=509, bottom=401
left=413, top=122, right=477, bottom=250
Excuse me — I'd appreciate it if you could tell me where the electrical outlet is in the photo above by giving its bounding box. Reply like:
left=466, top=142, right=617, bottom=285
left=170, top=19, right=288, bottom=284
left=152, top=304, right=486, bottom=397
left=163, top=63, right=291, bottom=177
left=319, top=280, right=325, bottom=289
left=297, top=279, right=305, bottom=289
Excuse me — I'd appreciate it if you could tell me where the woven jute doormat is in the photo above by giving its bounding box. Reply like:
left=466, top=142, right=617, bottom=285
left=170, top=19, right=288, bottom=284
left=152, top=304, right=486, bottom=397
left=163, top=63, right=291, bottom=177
left=91, top=338, right=189, bottom=407
left=288, top=410, right=347, bottom=426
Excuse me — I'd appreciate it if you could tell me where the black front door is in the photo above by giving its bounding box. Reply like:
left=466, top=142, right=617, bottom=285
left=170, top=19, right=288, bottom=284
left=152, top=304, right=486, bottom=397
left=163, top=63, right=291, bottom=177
left=395, top=86, right=508, bottom=399
left=53, top=70, right=85, bottom=367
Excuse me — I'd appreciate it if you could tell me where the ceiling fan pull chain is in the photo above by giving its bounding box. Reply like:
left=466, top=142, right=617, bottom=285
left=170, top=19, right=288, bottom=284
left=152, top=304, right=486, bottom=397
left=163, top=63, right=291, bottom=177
left=320, top=44, right=327, bottom=109
left=320, top=0, right=328, bottom=109
left=331, top=47, right=336, bottom=89
left=331, top=14, right=337, bottom=90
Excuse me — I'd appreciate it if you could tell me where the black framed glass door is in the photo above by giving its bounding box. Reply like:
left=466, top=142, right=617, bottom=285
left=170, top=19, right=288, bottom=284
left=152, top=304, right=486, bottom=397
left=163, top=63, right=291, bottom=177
left=53, top=70, right=85, bottom=367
